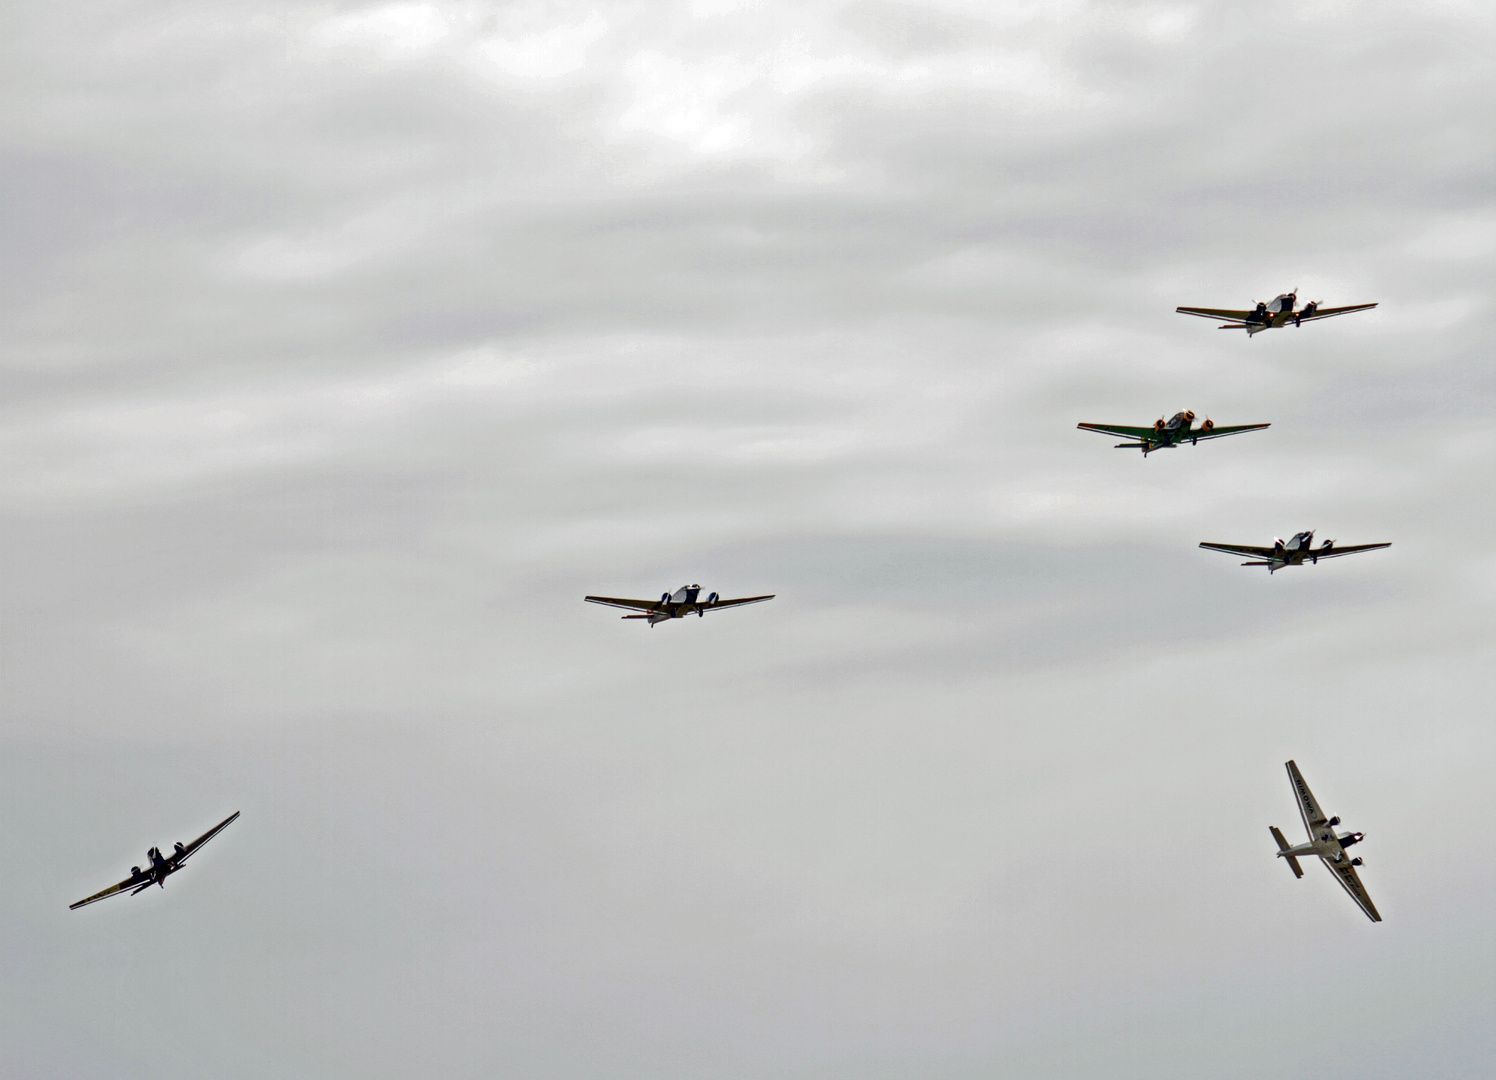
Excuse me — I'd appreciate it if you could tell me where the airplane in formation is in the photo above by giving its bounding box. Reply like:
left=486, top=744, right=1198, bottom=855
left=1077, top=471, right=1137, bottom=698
left=1199, top=531, right=1390, bottom=572
left=1271, top=761, right=1380, bottom=922
left=585, top=585, right=775, bottom=626
left=70, top=811, right=240, bottom=910
left=1077, top=410, right=1269, bottom=454
left=1176, top=290, right=1377, bottom=335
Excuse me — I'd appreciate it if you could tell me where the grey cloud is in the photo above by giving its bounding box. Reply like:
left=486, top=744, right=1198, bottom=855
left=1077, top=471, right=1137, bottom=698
left=3, top=0, right=1494, bottom=1077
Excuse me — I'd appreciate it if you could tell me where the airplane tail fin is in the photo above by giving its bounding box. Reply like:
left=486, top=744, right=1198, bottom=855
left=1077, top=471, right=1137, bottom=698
left=1270, top=826, right=1303, bottom=878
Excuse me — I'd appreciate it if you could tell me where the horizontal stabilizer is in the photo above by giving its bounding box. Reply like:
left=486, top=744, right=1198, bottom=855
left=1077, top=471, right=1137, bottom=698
left=1270, top=826, right=1303, bottom=878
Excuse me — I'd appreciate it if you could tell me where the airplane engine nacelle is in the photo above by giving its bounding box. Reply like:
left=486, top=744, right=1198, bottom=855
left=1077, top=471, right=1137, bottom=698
left=661, top=593, right=671, bottom=604
left=1201, top=418, right=1214, bottom=431
left=1350, top=857, right=1363, bottom=866
left=1183, top=411, right=1195, bottom=422
left=1327, top=816, right=1340, bottom=827
left=132, top=866, right=142, bottom=876
left=707, top=592, right=719, bottom=604
left=1154, top=418, right=1166, bottom=432
left=175, top=842, right=186, bottom=854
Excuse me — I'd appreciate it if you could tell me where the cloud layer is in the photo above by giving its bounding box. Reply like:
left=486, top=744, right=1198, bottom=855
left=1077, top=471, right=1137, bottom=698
left=3, top=2, right=1493, bottom=1078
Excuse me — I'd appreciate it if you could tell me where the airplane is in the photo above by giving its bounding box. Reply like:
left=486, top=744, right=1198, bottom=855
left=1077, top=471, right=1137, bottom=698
left=1077, top=410, right=1269, bottom=455
left=584, top=585, right=774, bottom=626
left=1271, top=760, right=1380, bottom=922
left=1176, top=290, right=1377, bottom=335
left=69, top=811, right=240, bottom=910
left=1199, top=530, right=1390, bottom=572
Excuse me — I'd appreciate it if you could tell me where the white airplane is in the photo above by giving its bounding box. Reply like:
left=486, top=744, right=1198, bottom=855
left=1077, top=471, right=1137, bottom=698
left=1270, top=761, right=1380, bottom=922
left=1199, top=530, right=1390, bottom=573
left=1177, top=290, right=1377, bottom=336
left=584, top=585, right=774, bottom=626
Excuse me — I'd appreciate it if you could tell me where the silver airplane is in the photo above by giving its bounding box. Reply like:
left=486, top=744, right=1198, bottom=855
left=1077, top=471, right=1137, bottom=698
left=1199, top=530, right=1390, bottom=573
left=70, top=811, right=240, bottom=909
left=1271, top=761, right=1380, bottom=922
left=1077, top=410, right=1269, bottom=455
left=585, top=585, right=775, bottom=626
left=1176, top=290, right=1376, bottom=336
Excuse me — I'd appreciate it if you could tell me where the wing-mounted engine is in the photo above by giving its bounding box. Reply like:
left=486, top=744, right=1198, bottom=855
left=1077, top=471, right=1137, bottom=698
left=131, top=866, right=142, bottom=877
left=1153, top=418, right=1166, bottom=432
left=1182, top=410, right=1196, bottom=423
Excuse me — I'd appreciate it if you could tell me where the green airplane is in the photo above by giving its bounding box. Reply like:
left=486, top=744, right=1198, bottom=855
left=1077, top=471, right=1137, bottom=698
left=1077, top=411, right=1269, bottom=455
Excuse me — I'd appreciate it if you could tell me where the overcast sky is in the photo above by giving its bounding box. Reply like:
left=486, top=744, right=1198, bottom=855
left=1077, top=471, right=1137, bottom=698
left=2, top=1, right=1493, bottom=1077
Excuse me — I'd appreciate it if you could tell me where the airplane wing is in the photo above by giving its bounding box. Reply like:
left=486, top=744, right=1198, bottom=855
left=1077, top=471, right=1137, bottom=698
left=1285, top=760, right=1328, bottom=833
left=171, top=811, right=240, bottom=866
left=1076, top=423, right=1159, bottom=440
left=702, top=594, right=775, bottom=612
left=1189, top=423, right=1271, bottom=442
left=584, top=596, right=660, bottom=612
left=1296, top=303, right=1378, bottom=323
left=1307, top=542, right=1391, bottom=560
left=1199, top=542, right=1277, bottom=559
left=1175, top=306, right=1252, bottom=323
left=70, top=871, right=146, bottom=910
left=1323, top=857, right=1382, bottom=922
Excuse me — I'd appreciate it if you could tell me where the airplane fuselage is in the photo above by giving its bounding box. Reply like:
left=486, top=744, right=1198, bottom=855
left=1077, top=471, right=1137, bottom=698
left=1260, top=531, right=1333, bottom=572
left=1279, top=828, right=1364, bottom=865
left=1136, top=411, right=1211, bottom=454
left=639, top=585, right=721, bottom=625
left=148, top=848, right=171, bottom=886
left=1240, top=293, right=1308, bottom=335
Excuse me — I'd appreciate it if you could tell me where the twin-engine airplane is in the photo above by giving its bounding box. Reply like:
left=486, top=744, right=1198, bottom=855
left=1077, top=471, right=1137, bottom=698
left=1271, top=761, right=1380, bottom=922
left=585, top=585, right=774, bottom=626
left=1176, top=291, right=1376, bottom=336
left=1200, top=530, right=1390, bottom=572
left=1077, top=411, right=1268, bottom=454
left=70, top=811, right=240, bottom=910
